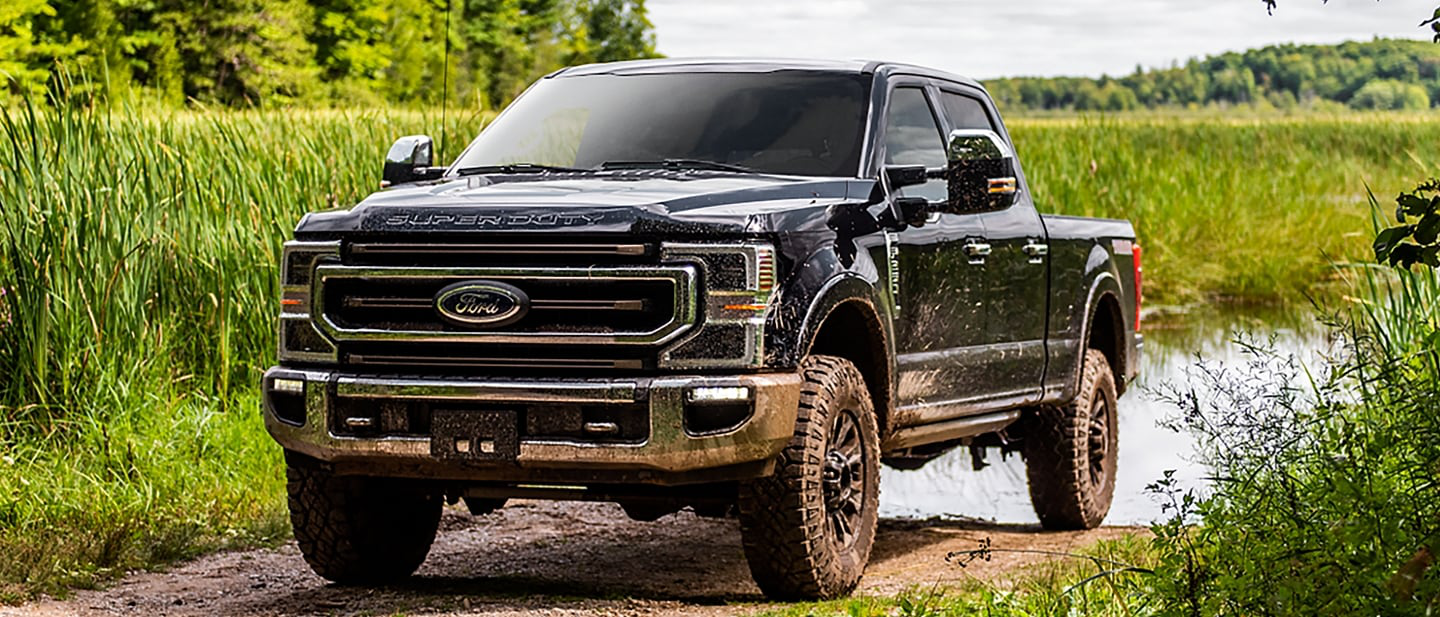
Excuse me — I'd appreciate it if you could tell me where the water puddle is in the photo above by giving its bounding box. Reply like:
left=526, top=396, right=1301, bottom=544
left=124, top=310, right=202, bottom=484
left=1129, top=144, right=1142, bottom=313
left=878, top=307, right=1332, bottom=526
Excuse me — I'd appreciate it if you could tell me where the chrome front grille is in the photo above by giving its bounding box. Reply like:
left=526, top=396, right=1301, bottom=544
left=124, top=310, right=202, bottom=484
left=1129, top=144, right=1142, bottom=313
left=313, top=265, right=699, bottom=346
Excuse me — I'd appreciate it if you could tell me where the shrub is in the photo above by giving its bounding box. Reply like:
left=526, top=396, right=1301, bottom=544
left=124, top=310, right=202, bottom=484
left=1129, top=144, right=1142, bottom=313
left=1349, top=79, right=1432, bottom=110
left=1145, top=253, right=1440, bottom=614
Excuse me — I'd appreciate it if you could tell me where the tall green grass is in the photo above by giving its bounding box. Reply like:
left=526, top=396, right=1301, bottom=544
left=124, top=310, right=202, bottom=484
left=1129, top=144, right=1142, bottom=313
left=0, top=103, right=1435, bottom=599
left=0, top=102, right=485, bottom=599
left=1012, top=112, right=1440, bottom=304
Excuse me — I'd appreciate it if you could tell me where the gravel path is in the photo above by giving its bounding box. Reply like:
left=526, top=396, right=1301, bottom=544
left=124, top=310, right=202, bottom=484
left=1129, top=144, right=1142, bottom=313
left=4, top=501, right=1140, bottom=616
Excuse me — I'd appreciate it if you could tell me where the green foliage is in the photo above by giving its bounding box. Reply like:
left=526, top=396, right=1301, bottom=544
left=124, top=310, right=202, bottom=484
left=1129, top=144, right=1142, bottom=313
left=1375, top=179, right=1440, bottom=268
left=1350, top=79, right=1432, bottom=110
left=0, top=1, right=64, bottom=101
left=0, top=392, right=289, bottom=602
left=1142, top=260, right=1440, bottom=614
left=0, top=99, right=488, bottom=598
left=987, top=39, right=1440, bottom=112
left=0, top=0, right=658, bottom=107
left=1012, top=114, right=1438, bottom=304
left=565, top=0, right=657, bottom=65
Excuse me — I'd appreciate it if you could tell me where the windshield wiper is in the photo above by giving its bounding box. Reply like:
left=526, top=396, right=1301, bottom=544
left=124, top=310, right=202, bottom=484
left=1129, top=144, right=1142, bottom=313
left=455, top=163, right=592, bottom=176
left=598, top=159, right=761, bottom=174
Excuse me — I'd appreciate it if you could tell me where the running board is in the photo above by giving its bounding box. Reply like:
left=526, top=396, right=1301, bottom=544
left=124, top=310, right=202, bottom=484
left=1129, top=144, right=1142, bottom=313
left=881, top=410, right=1021, bottom=451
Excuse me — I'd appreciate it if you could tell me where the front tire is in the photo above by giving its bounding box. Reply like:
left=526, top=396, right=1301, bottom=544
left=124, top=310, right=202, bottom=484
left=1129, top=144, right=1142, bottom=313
left=1023, top=349, right=1119, bottom=530
left=285, top=451, right=442, bottom=584
left=737, top=355, right=880, bottom=600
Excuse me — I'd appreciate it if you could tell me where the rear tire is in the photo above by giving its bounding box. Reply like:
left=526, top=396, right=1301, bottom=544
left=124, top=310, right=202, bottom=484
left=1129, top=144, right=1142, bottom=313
left=737, top=355, right=880, bottom=600
left=285, top=451, right=442, bottom=584
left=1023, top=349, right=1119, bottom=530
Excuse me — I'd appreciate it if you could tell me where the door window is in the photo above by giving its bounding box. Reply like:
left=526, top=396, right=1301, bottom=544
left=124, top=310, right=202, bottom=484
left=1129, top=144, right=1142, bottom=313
left=883, top=87, right=947, bottom=201
left=939, top=91, right=996, bottom=132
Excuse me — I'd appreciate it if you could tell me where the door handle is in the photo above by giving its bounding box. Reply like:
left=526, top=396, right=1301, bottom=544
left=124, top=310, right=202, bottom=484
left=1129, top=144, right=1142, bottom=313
left=963, top=242, right=991, bottom=264
left=1023, top=242, right=1049, bottom=264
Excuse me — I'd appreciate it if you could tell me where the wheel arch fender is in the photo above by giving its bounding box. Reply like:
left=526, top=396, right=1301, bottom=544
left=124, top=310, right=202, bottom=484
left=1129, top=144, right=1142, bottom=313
left=1050, top=242, right=1128, bottom=402
left=1072, top=267, right=1127, bottom=398
left=767, top=245, right=895, bottom=436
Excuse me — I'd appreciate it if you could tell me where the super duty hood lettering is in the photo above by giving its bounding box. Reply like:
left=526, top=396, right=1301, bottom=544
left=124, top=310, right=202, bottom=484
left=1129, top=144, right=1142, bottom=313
left=383, top=212, right=606, bottom=228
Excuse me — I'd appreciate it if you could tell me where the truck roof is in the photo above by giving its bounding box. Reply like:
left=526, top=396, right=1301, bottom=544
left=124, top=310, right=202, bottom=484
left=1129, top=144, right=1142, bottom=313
left=550, top=57, right=984, bottom=90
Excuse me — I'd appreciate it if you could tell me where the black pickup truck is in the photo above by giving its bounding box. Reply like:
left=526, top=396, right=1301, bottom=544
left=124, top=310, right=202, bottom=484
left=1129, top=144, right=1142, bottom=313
left=263, top=58, right=1142, bottom=600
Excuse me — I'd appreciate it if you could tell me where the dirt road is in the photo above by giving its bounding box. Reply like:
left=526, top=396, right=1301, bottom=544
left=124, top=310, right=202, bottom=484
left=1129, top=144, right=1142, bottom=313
left=6, top=501, right=1139, bottom=617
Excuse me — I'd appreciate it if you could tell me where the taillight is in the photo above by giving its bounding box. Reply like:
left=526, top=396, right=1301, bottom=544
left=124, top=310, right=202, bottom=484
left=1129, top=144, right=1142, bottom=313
left=1132, top=244, right=1143, bottom=333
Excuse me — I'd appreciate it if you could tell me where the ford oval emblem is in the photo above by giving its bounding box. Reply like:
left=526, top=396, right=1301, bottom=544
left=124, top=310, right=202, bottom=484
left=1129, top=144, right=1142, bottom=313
left=434, top=281, right=529, bottom=328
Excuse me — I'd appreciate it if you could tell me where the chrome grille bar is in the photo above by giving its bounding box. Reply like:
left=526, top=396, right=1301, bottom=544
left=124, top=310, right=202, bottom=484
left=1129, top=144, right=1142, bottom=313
left=341, top=297, right=650, bottom=312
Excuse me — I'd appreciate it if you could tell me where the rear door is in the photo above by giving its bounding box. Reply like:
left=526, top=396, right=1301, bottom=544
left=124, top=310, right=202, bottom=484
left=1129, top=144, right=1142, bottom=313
left=885, top=82, right=1001, bottom=425
left=936, top=87, right=1048, bottom=404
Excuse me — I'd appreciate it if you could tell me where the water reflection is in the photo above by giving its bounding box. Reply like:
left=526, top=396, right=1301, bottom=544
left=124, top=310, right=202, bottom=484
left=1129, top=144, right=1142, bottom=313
left=878, top=307, right=1332, bottom=526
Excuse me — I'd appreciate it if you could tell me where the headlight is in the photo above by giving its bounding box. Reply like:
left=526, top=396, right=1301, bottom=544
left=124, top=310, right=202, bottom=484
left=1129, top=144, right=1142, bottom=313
left=278, top=241, right=340, bottom=362
left=659, top=242, right=776, bottom=369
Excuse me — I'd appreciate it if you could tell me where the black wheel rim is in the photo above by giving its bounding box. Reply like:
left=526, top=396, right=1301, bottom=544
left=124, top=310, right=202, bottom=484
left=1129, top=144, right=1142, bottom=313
left=822, top=406, right=865, bottom=550
left=1086, top=393, right=1110, bottom=487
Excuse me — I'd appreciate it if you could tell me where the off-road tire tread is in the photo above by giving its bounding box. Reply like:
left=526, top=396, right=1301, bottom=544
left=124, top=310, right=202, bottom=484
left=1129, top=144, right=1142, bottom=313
left=737, top=355, right=880, bottom=600
left=1024, top=349, right=1118, bottom=530
left=285, top=451, right=442, bottom=584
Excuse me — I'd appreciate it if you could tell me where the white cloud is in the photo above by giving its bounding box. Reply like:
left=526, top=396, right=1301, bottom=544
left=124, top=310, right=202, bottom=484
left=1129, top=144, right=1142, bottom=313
left=648, top=0, right=1435, bottom=79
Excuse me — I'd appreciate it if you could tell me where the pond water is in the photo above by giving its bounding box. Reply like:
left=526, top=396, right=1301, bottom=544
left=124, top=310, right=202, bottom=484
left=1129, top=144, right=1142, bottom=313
left=878, top=307, right=1333, bottom=526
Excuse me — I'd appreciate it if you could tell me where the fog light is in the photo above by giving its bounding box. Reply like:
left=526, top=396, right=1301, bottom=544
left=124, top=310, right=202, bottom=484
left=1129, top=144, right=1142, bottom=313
left=272, top=378, right=305, bottom=394
left=265, top=385, right=307, bottom=427
left=684, top=399, right=753, bottom=436
left=689, top=386, right=751, bottom=403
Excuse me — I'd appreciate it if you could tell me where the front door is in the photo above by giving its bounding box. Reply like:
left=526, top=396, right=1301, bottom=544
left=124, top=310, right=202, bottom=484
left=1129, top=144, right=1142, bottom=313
left=886, top=84, right=998, bottom=426
left=937, top=88, right=1048, bottom=404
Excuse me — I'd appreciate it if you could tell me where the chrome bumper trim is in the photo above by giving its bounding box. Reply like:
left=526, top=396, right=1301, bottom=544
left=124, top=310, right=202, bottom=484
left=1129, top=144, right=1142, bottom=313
left=263, top=368, right=801, bottom=477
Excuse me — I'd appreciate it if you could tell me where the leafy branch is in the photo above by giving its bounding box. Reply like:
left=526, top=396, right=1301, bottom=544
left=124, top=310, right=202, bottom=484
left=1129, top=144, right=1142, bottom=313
left=1374, top=179, right=1440, bottom=269
left=1263, top=3, right=1440, bottom=42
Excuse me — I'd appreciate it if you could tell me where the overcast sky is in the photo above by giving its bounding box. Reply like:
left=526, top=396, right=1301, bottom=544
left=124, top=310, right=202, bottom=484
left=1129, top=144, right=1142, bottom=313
left=646, top=0, right=1435, bottom=79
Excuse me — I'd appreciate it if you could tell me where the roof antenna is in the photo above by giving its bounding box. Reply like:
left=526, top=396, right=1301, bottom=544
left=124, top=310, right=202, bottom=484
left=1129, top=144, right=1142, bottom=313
left=440, top=0, right=452, bottom=164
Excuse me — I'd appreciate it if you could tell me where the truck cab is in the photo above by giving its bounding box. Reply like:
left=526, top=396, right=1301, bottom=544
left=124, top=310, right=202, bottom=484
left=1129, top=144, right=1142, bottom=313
left=263, top=58, right=1142, bottom=600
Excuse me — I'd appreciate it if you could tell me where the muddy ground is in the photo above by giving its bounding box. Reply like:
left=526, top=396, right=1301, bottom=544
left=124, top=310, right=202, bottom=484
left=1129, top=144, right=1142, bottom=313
left=5, top=501, right=1140, bottom=617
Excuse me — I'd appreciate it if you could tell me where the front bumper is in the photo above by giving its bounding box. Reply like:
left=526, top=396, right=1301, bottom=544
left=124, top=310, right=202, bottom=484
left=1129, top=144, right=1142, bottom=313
left=262, top=367, right=801, bottom=485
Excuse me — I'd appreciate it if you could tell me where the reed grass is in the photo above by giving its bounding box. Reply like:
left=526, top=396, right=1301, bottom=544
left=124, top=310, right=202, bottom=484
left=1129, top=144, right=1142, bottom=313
left=0, top=101, right=486, bottom=599
left=1009, top=112, right=1440, bottom=305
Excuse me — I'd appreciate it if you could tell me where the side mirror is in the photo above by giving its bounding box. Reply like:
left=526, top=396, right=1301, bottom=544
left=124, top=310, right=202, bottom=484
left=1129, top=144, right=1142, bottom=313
left=884, top=164, right=929, bottom=190
left=941, top=129, right=1018, bottom=213
left=382, top=135, right=445, bottom=187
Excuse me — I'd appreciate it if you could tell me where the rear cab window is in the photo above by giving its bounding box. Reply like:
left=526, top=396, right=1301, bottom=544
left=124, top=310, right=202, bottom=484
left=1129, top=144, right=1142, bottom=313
left=937, top=90, right=997, bottom=132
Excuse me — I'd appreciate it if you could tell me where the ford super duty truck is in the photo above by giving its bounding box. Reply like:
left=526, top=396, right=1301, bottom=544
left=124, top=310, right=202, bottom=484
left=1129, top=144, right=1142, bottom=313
left=263, top=58, right=1142, bottom=600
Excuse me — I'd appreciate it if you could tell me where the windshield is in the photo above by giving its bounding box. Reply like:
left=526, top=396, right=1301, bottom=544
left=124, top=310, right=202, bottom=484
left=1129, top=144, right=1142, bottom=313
left=451, top=70, right=871, bottom=177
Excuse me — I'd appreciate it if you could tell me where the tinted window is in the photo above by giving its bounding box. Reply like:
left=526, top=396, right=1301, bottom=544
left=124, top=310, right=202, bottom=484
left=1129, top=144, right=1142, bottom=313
left=939, top=91, right=995, bottom=131
left=883, top=87, right=946, bottom=201
left=452, top=71, right=870, bottom=177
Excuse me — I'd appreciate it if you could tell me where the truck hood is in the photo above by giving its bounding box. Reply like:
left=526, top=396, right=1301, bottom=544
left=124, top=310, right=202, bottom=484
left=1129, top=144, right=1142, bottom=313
left=295, top=173, right=875, bottom=238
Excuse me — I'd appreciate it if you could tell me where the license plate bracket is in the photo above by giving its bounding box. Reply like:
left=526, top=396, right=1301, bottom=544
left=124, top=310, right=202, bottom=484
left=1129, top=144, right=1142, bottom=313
left=430, top=409, right=519, bottom=461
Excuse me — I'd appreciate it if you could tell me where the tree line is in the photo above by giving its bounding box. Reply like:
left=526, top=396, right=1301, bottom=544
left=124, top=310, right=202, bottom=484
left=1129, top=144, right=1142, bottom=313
left=0, top=0, right=657, bottom=108
left=985, top=38, right=1440, bottom=112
